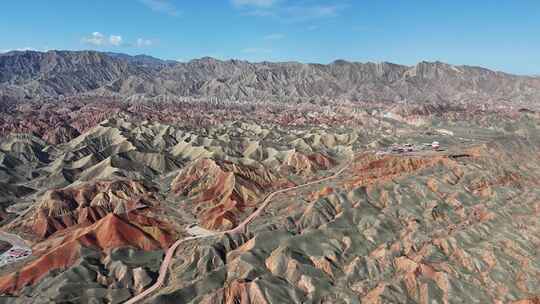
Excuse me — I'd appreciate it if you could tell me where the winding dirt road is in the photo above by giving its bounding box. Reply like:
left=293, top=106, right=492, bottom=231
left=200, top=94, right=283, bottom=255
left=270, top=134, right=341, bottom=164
left=124, top=160, right=351, bottom=304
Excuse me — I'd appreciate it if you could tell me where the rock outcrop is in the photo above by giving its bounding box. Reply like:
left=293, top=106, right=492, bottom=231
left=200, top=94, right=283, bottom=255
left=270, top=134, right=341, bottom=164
left=0, top=213, right=172, bottom=294
left=171, top=158, right=278, bottom=230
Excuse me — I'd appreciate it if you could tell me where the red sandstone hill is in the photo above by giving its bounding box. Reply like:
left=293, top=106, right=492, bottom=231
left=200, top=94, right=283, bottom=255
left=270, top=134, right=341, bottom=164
left=11, top=180, right=160, bottom=239
left=170, top=153, right=337, bottom=230
left=283, top=152, right=335, bottom=175
left=171, top=158, right=280, bottom=230
left=0, top=213, right=173, bottom=294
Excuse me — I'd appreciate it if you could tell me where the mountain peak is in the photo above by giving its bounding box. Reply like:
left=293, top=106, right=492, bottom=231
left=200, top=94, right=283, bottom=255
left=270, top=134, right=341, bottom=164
left=0, top=50, right=539, bottom=104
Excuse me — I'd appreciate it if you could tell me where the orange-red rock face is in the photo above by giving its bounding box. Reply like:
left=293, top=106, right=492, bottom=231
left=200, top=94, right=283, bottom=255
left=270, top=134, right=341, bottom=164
left=0, top=213, right=173, bottom=294
left=283, top=152, right=335, bottom=175
left=171, top=158, right=278, bottom=230
left=344, top=153, right=452, bottom=188
left=512, top=297, right=540, bottom=304
left=27, top=180, right=159, bottom=238
left=0, top=177, right=177, bottom=295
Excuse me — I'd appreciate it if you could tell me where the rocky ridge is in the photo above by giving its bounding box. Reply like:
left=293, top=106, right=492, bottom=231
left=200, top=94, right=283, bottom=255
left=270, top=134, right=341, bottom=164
left=1, top=50, right=540, bottom=104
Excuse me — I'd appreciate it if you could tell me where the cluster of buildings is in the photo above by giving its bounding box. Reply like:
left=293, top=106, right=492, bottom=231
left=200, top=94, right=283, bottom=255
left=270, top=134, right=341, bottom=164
left=0, top=246, right=32, bottom=267
left=376, top=141, right=442, bottom=156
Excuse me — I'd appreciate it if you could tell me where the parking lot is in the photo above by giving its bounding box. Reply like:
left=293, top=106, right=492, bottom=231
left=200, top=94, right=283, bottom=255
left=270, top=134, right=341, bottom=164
left=0, top=231, right=32, bottom=268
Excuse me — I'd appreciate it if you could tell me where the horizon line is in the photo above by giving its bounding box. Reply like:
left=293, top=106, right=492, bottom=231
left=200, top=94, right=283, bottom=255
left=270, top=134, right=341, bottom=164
left=1, top=48, right=537, bottom=77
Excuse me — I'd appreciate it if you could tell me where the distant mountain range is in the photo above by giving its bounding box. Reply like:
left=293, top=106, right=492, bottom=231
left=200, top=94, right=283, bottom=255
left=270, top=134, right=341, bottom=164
left=1, top=50, right=539, bottom=104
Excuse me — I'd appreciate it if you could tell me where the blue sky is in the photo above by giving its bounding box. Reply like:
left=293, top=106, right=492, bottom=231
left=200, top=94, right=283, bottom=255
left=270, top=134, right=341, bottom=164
left=1, top=0, right=539, bottom=74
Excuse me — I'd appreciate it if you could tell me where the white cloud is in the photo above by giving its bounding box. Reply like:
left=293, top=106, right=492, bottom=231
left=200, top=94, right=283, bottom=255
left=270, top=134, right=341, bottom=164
left=82, top=32, right=106, bottom=46
left=232, top=0, right=278, bottom=8
left=263, top=33, right=285, bottom=40
left=136, top=38, right=153, bottom=47
left=242, top=47, right=272, bottom=54
left=1, top=47, right=35, bottom=52
left=1, top=46, right=53, bottom=54
left=139, top=0, right=180, bottom=16
left=82, top=32, right=153, bottom=48
left=109, top=35, right=123, bottom=46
